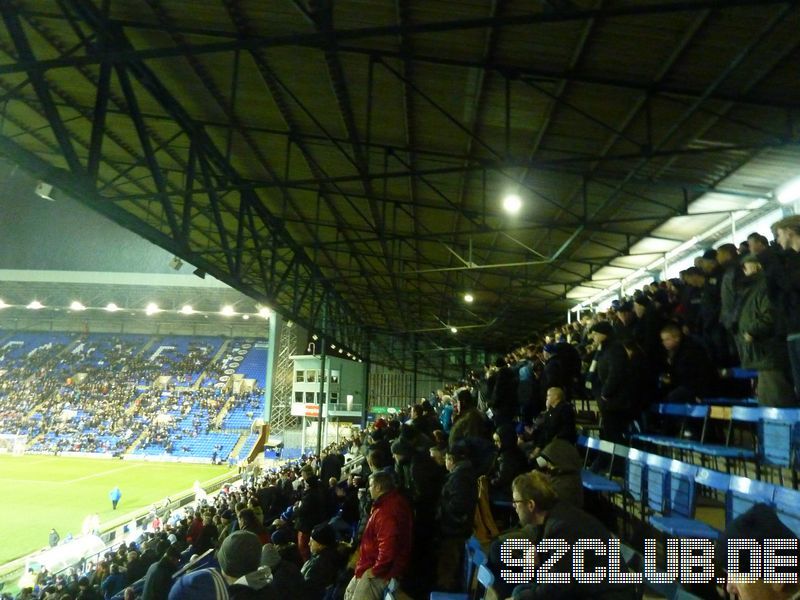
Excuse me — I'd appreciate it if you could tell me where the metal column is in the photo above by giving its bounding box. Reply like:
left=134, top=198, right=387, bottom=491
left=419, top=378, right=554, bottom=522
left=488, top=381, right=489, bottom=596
left=263, top=311, right=280, bottom=423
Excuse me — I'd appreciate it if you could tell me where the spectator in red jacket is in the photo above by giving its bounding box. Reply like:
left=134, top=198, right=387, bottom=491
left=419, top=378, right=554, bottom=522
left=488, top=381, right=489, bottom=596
left=344, top=471, right=413, bottom=600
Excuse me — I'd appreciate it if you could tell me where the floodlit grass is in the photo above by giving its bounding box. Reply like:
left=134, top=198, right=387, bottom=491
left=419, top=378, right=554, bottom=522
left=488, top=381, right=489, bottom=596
left=0, top=455, right=231, bottom=565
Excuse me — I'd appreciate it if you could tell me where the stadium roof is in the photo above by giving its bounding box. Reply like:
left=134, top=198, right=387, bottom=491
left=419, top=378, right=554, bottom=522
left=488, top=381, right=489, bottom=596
left=0, top=1, right=799, bottom=367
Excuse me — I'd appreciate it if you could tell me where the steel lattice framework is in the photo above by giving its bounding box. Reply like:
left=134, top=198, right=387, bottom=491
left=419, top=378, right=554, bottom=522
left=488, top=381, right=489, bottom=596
left=0, top=0, right=798, bottom=373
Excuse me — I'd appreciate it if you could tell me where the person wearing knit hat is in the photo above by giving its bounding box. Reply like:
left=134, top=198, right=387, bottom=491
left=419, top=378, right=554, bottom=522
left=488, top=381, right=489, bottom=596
left=216, top=531, right=273, bottom=598
left=301, top=524, right=341, bottom=598
left=390, top=438, right=413, bottom=460
left=217, top=531, right=262, bottom=579
left=167, top=568, right=229, bottom=600
left=589, top=320, right=614, bottom=337
left=716, top=503, right=800, bottom=599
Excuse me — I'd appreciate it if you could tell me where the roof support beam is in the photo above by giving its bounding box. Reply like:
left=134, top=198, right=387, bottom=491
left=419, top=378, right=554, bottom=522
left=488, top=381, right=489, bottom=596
left=0, top=6, right=82, bottom=173
left=5, top=1, right=795, bottom=76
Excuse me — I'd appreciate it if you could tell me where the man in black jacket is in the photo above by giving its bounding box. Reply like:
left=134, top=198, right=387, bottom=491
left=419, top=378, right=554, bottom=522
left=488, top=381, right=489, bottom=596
left=659, top=322, right=715, bottom=404
left=587, top=321, right=631, bottom=448
left=768, top=215, right=800, bottom=402
left=141, top=546, right=181, bottom=600
left=294, top=466, right=327, bottom=562
left=530, top=387, right=577, bottom=459
left=489, top=357, right=518, bottom=427
left=300, top=524, right=340, bottom=598
left=435, top=443, right=479, bottom=591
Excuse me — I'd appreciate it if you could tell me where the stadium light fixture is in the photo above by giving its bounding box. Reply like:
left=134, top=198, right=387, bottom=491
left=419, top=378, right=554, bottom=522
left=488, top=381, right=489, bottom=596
left=27, top=300, right=44, bottom=310
left=257, top=307, right=271, bottom=319
left=105, top=302, right=120, bottom=312
left=330, top=344, right=336, bottom=350
left=338, top=348, right=344, bottom=354
left=69, top=301, right=86, bottom=311
left=0, top=299, right=8, bottom=309
left=450, top=326, right=458, bottom=334
left=179, top=305, right=194, bottom=315
left=220, top=305, right=235, bottom=316
left=502, top=193, right=522, bottom=215
left=777, top=176, right=800, bottom=205
left=463, top=293, right=474, bottom=303
left=145, top=302, right=161, bottom=316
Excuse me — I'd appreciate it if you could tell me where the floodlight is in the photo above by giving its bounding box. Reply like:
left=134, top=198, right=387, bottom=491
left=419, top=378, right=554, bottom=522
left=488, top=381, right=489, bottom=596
left=179, top=305, right=194, bottom=315
left=258, top=307, right=271, bottom=319
left=0, top=299, right=7, bottom=309
left=502, top=194, right=522, bottom=214
left=242, top=314, right=250, bottom=320
left=145, top=302, right=161, bottom=315
left=220, top=305, right=235, bottom=316
left=463, top=293, right=474, bottom=303
left=105, top=303, right=120, bottom=312
left=777, top=176, right=800, bottom=205
left=35, top=182, right=56, bottom=201
left=70, top=301, right=86, bottom=311
left=450, top=326, right=458, bottom=334
left=27, top=300, right=44, bottom=310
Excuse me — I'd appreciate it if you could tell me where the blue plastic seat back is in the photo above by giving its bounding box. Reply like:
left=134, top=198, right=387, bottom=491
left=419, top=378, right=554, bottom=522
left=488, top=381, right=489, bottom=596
left=475, top=564, right=495, bottom=597
left=694, top=468, right=730, bottom=493
left=463, top=536, right=485, bottom=591
left=647, top=465, right=669, bottom=514
left=669, top=463, right=699, bottom=519
left=583, top=436, right=601, bottom=450
left=760, top=419, right=798, bottom=468
left=730, top=406, right=764, bottom=423
left=727, top=476, right=775, bottom=521
left=598, top=439, right=615, bottom=455
left=657, top=404, right=709, bottom=419
left=774, top=487, right=800, bottom=538
left=626, top=448, right=647, bottom=503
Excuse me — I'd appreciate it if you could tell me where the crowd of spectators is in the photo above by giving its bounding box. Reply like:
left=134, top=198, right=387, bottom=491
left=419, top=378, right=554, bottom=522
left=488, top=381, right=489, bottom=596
left=0, top=335, right=263, bottom=456
left=7, top=216, right=800, bottom=600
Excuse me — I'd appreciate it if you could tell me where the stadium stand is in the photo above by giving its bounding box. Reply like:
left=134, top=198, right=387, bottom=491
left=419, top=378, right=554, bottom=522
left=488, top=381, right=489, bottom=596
left=8, top=218, right=800, bottom=600
left=1, top=333, right=268, bottom=462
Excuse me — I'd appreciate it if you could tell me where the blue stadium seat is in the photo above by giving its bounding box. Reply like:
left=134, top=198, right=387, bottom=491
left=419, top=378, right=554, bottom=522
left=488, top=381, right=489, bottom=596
left=578, top=437, right=623, bottom=493
left=774, top=487, right=800, bottom=537
left=759, top=408, right=800, bottom=487
left=727, top=475, right=775, bottom=521
left=648, top=459, right=720, bottom=539
left=630, top=405, right=709, bottom=454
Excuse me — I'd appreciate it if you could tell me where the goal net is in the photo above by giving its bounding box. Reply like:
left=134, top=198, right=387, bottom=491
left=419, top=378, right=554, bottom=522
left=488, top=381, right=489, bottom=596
left=0, top=433, right=27, bottom=455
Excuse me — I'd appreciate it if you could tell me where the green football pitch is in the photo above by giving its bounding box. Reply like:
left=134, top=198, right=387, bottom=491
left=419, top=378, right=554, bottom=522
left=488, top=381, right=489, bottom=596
left=0, top=455, right=232, bottom=566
